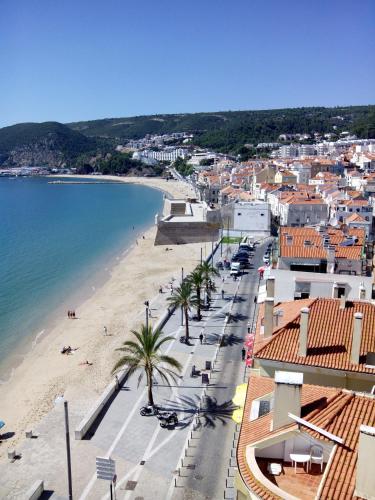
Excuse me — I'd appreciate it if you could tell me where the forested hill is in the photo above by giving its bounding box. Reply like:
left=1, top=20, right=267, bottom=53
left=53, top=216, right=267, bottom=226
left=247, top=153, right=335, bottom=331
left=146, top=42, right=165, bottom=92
left=67, top=105, right=375, bottom=153
left=0, top=122, right=106, bottom=167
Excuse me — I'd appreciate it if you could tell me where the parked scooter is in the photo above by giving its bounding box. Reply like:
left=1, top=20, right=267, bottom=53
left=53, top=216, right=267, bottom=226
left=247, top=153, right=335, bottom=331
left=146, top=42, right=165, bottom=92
left=157, top=411, right=178, bottom=428
left=140, top=405, right=158, bottom=416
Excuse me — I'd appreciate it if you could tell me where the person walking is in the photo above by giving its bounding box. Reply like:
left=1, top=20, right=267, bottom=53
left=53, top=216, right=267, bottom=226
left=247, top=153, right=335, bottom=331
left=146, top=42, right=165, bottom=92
left=199, top=331, right=204, bottom=345
left=242, top=347, right=246, bottom=361
left=221, top=289, right=225, bottom=299
left=103, top=326, right=108, bottom=336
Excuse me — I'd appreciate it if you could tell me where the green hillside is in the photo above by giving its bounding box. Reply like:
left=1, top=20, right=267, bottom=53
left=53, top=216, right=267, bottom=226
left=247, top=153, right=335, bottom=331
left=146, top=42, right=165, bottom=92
left=0, top=121, right=100, bottom=156
left=67, top=105, right=375, bottom=153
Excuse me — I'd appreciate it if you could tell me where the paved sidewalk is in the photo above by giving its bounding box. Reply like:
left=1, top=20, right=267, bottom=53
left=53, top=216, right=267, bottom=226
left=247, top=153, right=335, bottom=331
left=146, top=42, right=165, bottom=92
left=0, top=239, right=270, bottom=499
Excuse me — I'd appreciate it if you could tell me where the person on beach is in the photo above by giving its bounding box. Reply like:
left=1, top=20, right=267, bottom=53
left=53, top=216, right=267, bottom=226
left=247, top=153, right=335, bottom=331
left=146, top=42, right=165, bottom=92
left=199, top=331, right=204, bottom=344
left=103, top=326, right=107, bottom=336
left=170, top=284, right=173, bottom=294
left=221, top=289, right=225, bottom=299
left=159, top=286, right=163, bottom=294
left=242, top=347, right=246, bottom=361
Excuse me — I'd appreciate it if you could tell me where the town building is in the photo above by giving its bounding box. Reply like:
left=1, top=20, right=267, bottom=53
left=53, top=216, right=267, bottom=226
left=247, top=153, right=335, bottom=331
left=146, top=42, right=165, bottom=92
left=277, top=226, right=366, bottom=275
left=236, top=373, right=375, bottom=499
left=257, top=271, right=374, bottom=303
left=252, top=296, right=375, bottom=391
left=221, top=200, right=271, bottom=237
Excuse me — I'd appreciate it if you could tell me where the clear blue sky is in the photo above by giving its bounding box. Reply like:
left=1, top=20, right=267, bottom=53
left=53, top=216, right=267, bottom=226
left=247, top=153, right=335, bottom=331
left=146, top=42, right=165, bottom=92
left=0, top=0, right=374, bottom=127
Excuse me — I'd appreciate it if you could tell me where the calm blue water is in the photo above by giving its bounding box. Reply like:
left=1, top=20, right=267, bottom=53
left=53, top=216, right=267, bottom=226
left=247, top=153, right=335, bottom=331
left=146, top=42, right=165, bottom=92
left=0, top=177, right=163, bottom=375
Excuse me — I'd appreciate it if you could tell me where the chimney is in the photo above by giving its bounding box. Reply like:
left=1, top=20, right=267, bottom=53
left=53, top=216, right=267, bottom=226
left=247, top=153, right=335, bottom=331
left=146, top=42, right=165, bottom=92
left=339, top=294, right=347, bottom=309
left=264, top=297, right=274, bottom=338
left=272, top=371, right=303, bottom=430
left=298, top=307, right=310, bottom=357
left=351, top=312, right=363, bottom=364
left=326, top=245, right=336, bottom=274
left=359, top=283, right=366, bottom=300
left=266, top=276, right=275, bottom=298
left=355, top=425, right=375, bottom=499
left=332, top=282, right=339, bottom=298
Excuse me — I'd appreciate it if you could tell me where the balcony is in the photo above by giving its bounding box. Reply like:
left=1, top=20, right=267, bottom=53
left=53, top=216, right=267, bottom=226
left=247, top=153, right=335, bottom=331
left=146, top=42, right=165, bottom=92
left=256, top=458, right=326, bottom=500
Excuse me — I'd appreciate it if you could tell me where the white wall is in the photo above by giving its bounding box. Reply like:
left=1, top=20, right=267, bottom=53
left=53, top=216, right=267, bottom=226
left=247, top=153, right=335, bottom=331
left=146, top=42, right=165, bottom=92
left=233, top=201, right=271, bottom=234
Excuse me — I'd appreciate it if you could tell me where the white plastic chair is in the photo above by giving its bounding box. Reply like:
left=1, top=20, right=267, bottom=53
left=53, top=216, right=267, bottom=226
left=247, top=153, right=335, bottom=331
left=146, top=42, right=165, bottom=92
left=310, top=444, right=324, bottom=472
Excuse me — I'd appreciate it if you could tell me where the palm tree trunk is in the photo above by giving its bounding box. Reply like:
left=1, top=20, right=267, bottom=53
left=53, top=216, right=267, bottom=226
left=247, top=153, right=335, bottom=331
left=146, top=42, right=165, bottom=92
left=147, top=368, right=154, bottom=406
left=184, top=307, right=189, bottom=341
left=197, top=287, right=201, bottom=320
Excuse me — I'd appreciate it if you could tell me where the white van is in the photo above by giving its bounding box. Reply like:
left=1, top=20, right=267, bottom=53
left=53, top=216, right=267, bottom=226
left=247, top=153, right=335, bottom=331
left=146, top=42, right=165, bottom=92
left=230, top=262, right=241, bottom=276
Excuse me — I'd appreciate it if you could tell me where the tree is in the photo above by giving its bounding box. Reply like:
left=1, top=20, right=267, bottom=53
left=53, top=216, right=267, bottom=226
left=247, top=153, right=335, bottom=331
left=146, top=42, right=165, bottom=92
left=199, top=261, right=220, bottom=305
left=112, top=325, right=182, bottom=407
left=188, top=269, right=205, bottom=321
left=167, top=282, right=198, bottom=341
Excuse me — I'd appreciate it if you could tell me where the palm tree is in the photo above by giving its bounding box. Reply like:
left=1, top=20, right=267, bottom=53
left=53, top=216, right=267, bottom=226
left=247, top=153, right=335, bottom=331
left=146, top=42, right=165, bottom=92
left=188, top=269, right=204, bottom=321
left=112, top=325, right=182, bottom=407
left=168, top=281, right=198, bottom=341
left=199, top=261, right=220, bottom=304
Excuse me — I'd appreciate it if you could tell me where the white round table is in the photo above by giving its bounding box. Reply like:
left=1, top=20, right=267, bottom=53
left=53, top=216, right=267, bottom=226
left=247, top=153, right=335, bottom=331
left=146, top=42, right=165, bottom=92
left=290, top=453, right=310, bottom=473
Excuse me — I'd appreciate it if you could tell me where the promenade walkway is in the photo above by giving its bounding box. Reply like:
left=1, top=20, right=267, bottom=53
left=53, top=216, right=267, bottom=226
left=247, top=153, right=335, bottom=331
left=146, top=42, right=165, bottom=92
left=0, top=239, right=269, bottom=499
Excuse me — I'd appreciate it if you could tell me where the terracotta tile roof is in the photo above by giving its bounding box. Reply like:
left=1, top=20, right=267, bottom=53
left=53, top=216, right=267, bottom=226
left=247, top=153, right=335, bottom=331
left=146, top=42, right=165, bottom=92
left=338, top=199, right=370, bottom=206
left=279, top=226, right=365, bottom=260
left=346, top=213, right=367, bottom=223
left=237, top=376, right=375, bottom=500
left=254, top=298, right=375, bottom=374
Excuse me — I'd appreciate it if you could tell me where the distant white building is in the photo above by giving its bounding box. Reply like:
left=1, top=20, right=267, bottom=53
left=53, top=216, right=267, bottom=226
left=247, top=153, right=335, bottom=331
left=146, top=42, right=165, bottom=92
left=279, top=144, right=299, bottom=158
left=143, top=148, right=188, bottom=162
left=222, top=200, right=271, bottom=237
left=288, top=162, right=311, bottom=184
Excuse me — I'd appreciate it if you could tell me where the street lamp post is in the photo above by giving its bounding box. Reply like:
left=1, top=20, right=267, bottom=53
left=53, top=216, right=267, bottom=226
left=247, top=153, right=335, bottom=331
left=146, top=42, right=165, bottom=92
left=145, top=301, right=149, bottom=330
left=64, top=401, right=73, bottom=500
left=181, top=267, right=184, bottom=326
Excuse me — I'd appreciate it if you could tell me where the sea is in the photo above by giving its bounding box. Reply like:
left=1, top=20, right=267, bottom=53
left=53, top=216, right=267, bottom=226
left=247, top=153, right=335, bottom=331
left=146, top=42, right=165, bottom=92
left=0, top=177, right=164, bottom=380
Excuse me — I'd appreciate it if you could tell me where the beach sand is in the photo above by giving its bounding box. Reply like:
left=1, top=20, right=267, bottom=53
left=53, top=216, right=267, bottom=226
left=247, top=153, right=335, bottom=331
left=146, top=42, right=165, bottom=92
left=0, top=176, right=204, bottom=459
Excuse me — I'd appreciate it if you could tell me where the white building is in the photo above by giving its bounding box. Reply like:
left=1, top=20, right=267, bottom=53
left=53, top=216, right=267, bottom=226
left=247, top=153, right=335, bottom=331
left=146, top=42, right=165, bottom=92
left=279, top=144, right=299, bottom=158
left=288, top=162, right=312, bottom=184
left=143, top=148, right=188, bottom=162
left=227, top=201, right=271, bottom=237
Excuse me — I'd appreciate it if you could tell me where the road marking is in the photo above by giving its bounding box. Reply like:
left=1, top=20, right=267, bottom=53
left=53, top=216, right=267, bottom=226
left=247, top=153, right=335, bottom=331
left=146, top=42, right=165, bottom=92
left=78, top=387, right=147, bottom=500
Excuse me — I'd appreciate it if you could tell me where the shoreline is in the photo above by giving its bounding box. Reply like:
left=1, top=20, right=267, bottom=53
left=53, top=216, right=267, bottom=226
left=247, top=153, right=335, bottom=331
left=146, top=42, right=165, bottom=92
left=0, top=175, right=198, bottom=460
left=0, top=174, right=192, bottom=381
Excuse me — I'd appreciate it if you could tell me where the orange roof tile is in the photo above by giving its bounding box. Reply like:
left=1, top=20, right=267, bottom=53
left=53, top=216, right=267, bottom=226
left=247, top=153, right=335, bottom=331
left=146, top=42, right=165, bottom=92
left=254, top=298, right=375, bottom=374
left=237, top=376, right=375, bottom=500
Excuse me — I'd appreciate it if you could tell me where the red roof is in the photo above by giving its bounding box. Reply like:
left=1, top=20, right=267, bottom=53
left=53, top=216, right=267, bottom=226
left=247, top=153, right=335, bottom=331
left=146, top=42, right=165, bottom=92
left=237, top=376, right=375, bottom=500
left=254, top=298, right=375, bottom=374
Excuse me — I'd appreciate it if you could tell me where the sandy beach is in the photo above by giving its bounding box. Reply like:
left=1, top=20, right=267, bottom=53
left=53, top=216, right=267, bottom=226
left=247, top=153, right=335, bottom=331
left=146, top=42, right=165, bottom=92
left=0, top=175, right=204, bottom=460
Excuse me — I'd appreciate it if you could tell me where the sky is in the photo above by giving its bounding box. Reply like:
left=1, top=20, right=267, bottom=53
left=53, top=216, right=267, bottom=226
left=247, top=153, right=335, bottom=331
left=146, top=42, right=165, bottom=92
left=0, top=0, right=374, bottom=128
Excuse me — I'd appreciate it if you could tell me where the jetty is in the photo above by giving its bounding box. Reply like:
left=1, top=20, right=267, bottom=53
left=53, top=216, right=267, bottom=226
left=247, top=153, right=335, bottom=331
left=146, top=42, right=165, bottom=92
left=48, top=180, right=119, bottom=185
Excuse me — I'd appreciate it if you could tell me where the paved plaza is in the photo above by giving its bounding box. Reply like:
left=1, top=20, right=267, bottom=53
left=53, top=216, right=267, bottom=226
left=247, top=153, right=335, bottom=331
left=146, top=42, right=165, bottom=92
left=0, top=240, right=268, bottom=500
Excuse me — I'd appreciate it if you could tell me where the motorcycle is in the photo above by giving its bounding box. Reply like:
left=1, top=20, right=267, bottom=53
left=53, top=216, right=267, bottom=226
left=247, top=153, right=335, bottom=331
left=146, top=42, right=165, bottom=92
left=140, top=405, right=158, bottom=416
left=157, top=411, right=178, bottom=428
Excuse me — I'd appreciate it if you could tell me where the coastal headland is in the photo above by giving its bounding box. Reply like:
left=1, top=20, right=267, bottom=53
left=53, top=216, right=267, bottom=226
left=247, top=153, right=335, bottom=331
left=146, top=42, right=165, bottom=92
left=0, top=175, right=202, bottom=460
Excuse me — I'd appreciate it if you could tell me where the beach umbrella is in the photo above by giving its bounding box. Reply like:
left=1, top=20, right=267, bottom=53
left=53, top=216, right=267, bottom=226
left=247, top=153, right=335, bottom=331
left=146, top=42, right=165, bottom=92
left=244, top=340, right=253, bottom=348
left=257, top=266, right=266, bottom=272
left=0, top=420, right=5, bottom=430
left=232, top=383, right=248, bottom=407
left=246, top=358, right=253, bottom=368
